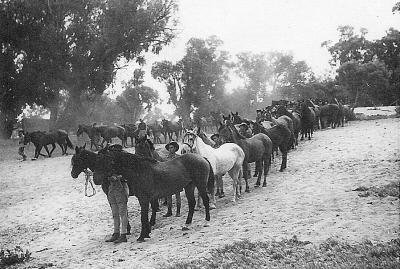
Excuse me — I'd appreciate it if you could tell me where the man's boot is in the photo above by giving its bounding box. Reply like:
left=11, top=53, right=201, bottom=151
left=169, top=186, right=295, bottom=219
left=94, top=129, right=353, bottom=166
left=114, top=234, right=127, bottom=244
left=105, top=233, right=120, bottom=242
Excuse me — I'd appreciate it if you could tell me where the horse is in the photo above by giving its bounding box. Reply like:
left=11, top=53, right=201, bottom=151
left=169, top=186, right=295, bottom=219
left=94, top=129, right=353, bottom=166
left=70, top=145, right=132, bottom=235
left=121, top=123, right=138, bottom=147
left=95, top=125, right=126, bottom=147
left=93, top=147, right=215, bottom=242
left=147, top=121, right=163, bottom=144
left=299, top=102, right=316, bottom=140
left=24, top=129, right=73, bottom=159
left=264, top=110, right=295, bottom=149
left=252, top=122, right=291, bottom=172
left=319, top=104, right=340, bottom=129
left=218, top=121, right=273, bottom=190
left=181, top=128, right=245, bottom=203
left=134, top=135, right=163, bottom=161
left=275, top=105, right=302, bottom=148
left=77, top=124, right=101, bottom=150
left=161, top=119, right=183, bottom=142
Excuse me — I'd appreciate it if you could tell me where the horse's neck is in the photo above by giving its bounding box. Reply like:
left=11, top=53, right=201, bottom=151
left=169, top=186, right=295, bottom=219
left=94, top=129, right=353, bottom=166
left=229, top=125, right=245, bottom=143
left=86, top=152, right=98, bottom=171
left=195, top=136, right=212, bottom=155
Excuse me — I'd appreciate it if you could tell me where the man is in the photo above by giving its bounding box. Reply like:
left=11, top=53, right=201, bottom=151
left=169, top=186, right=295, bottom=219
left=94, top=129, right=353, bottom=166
left=256, top=109, right=264, bottom=123
left=137, top=119, right=147, bottom=139
left=17, top=129, right=27, bottom=161
left=163, top=141, right=181, bottom=217
left=211, top=134, right=224, bottom=198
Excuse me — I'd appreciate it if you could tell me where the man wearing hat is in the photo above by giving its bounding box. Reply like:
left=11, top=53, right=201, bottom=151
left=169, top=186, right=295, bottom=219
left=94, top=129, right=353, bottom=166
left=238, top=123, right=252, bottom=138
left=17, top=129, right=27, bottom=161
left=163, top=141, right=181, bottom=217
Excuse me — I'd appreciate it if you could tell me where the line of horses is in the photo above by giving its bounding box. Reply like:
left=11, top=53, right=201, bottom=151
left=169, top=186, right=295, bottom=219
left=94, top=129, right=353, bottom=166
left=68, top=99, right=353, bottom=243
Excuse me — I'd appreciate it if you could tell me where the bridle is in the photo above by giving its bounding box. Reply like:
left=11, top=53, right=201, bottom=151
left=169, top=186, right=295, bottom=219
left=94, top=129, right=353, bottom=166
left=182, top=132, right=197, bottom=153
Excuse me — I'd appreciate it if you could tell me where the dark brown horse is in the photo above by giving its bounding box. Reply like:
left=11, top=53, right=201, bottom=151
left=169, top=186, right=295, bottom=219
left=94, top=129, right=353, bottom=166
left=300, top=102, right=316, bottom=140
left=252, top=122, right=291, bottom=172
left=276, top=105, right=301, bottom=148
left=161, top=119, right=183, bottom=142
left=24, top=129, right=73, bottom=159
left=218, top=121, right=273, bottom=190
left=121, top=123, right=138, bottom=147
left=147, top=121, right=163, bottom=144
left=95, top=125, right=126, bottom=147
left=93, top=147, right=215, bottom=242
left=70, top=145, right=132, bottom=235
left=77, top=124, right=101, bottom=150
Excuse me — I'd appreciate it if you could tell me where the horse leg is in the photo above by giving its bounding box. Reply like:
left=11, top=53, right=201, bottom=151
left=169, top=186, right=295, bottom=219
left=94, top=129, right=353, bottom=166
left=255, top=160, right=262, bottom=187
left=137, top=198, right=151, bottom=242
left=262, top=154, right=271, bottom=187
left=242, top=162, right=250, bottom=192
left=49, top=143, right=56, bottom=157
left=279, top=146, right=288, bottom=172
left=150, top=199, right=158, bottom=227
left=198, top=189, right=210, bottom=222
left=228, top=169, right=240, bottom=202
left=184, top=184, right=196, bottom=225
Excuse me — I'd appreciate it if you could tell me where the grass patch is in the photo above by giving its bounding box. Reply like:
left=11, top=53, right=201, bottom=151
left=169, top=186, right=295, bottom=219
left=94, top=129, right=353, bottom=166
left=162, top=236, right=400, bottom=269
left=353, top=181, right=399, bottom=198
left=0, top=246, right=31, bottom=267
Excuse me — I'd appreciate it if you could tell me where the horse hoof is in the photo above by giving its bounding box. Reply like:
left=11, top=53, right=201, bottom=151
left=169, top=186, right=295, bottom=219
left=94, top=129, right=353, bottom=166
left=262, top=183, right=267, bottom=187
left=137, top=237, right=145, bottom=242
left=163, top=212, right=172, bottom=217
left=182, top=226, right=190, bottom=231
left=254, top=184, right=260, bottom=188
left=245, top=189, right=250, bottom=193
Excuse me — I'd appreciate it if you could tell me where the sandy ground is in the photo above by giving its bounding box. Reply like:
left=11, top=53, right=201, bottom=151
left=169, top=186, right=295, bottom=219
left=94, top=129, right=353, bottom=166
left=1, top=117, right=399, bottom=268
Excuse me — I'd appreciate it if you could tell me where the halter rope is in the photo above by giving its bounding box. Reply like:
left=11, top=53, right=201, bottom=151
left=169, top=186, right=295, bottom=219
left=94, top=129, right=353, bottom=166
left=84, top=169, right=96, bottom=197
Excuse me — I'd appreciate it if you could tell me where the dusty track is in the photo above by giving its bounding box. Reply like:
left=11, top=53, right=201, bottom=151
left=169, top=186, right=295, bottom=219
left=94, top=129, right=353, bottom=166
left=1, top=118, right=399, bottom=268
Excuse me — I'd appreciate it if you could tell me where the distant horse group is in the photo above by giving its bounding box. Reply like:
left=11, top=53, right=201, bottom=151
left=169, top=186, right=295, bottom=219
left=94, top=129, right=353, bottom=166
left=24, top=129, right=73, bottom=159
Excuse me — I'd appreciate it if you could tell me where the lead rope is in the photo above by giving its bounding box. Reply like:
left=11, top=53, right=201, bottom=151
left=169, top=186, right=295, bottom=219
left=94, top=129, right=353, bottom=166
left=84, top=169, right=96, bottom=197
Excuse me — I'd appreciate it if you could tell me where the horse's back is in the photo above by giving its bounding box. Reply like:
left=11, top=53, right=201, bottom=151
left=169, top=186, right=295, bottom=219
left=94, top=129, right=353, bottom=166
left=213, top=143, right=245, bottom=174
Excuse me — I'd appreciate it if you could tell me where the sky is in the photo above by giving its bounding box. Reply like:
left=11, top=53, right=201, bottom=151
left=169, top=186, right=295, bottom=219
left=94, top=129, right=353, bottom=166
left=108, top=0, right=399, bottom=114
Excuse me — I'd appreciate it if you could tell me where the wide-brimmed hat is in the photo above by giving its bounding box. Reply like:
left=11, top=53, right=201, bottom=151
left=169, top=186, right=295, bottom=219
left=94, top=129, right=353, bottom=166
left=165, top=141, right=179, bottom=151
left=239, top=122, right=248, bottom=129
left=210, top=133, right=219, bottom=140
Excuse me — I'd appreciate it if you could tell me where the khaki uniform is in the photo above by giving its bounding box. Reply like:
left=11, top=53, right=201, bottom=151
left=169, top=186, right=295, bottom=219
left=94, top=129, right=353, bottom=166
left=107, top=175, right=129, bottom=234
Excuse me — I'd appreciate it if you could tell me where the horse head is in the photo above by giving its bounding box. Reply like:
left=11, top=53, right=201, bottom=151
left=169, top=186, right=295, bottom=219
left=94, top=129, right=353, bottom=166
left=218, top=122, right=234, bottom=143
left=70, top=144, right=93, bottom=178
left=135, top=136, right=155, bottom=158
left=76, top=125, right=84, bottom=136
left=181, top=129, right=197, bottom=154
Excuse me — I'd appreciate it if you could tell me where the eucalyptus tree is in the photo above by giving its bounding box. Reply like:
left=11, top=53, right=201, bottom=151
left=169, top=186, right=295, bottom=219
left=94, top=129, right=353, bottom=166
left=0, top=0, right=178, bottom=136
left=152, top=36, right=230, bottom=123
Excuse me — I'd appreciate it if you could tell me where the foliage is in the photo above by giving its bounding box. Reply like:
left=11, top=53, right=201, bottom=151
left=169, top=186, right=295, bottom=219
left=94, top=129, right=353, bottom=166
left=0, top=246, right=31, bottom=267
left=353, top=181, right=399, bottom=198
left=337, top=60, right=390, bottom=106
left=152, top=36, right=230, bottom=122
left=163, top=237, right=400, bottom=269
left=0, top=0, right=178, bottom=137
left=116, top=74, right=159, bottom=123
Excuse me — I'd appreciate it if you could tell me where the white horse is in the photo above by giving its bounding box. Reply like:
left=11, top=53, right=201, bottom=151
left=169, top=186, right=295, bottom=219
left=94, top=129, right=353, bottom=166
left=181, top=128, right=245, bottom=205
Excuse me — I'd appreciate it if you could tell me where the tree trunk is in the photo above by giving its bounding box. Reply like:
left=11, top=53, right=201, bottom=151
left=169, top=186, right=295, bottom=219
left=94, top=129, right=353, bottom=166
left=0, top=111, right=15, bottom=139
left=49, top=103, right=59, bottom=132
left=351, top=89, right=360, bottom=112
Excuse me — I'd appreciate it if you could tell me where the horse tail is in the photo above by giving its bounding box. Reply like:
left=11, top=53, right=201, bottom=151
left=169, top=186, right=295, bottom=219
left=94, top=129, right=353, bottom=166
left=66, top=135, right=74, bottom=149
left=204, top=158, right=215, bottom=195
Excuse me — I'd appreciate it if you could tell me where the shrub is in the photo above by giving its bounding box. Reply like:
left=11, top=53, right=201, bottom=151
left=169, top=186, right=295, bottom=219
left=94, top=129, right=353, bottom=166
left=0, top=246, right=31, bottom=267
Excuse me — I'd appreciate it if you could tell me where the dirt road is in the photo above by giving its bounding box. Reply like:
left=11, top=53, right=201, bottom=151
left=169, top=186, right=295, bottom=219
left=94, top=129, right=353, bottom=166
left=1, top=118, right=399, bottom=268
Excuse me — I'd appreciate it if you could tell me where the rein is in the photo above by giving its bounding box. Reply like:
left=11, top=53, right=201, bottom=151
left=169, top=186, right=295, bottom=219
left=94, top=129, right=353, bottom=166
left=84, top=169, right=96, bottom=197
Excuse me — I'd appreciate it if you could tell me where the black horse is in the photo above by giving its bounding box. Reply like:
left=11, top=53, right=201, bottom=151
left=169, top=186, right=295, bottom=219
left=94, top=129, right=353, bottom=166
left=70, top=145, right=132, bottom=235
left=24, top=129, right=73, bottom=159
left=252, top=122, right=291, bottom=172
left=93, top=147, right=215, bottom=242
left=76, top=124, right=101, bottom=150
left=121, top=123, right=138, bottom=147
left=147, top=121, right=163, bottom=144
left=135, top=135, right=163, bottom=161
left=275, top=105, right=302, bottom=148
left=299, top=102, right=316, bottom=140
left=218, top=121, right=273, bottom=190
left=161, top=119, right=183, bottom=142
left=95, top=125, right=126, bottom=147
